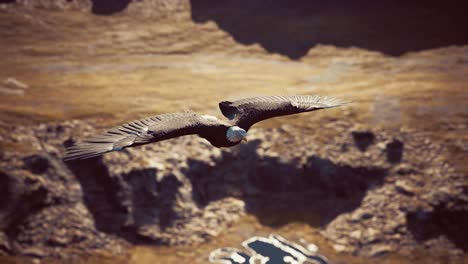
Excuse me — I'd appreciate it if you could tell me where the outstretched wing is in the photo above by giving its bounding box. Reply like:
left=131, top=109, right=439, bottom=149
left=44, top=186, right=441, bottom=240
left=64, top=112, right=216, bottom=161
left=219, top=95, right=346, bottom=130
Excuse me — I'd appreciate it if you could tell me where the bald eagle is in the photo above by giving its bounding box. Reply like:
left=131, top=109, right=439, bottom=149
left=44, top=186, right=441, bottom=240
left=64, top=95, right=346, bottom=160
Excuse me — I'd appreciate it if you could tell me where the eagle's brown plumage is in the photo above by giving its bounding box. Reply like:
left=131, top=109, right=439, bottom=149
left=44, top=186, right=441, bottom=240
left=219, top=95, right=346, bottom=130
left=64, top=112, right=228, bottom=160
left=64, top=95, right=347, bottom=161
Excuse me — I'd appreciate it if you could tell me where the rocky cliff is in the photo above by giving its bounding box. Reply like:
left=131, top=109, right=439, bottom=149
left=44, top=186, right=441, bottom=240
left=0, top=118, right=466, bottom=261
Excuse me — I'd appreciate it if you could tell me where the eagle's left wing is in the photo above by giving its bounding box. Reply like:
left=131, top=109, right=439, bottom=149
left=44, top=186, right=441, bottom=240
left=219, top=95, right=347, bottom=130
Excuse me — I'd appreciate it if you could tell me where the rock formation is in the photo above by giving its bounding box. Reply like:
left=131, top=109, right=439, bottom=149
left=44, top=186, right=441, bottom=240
left=0, top=119, right=466, bottom=261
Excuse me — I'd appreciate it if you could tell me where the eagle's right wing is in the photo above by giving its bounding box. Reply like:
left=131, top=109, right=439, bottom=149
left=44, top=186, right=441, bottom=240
left=64, top=112, right=216, bottom=161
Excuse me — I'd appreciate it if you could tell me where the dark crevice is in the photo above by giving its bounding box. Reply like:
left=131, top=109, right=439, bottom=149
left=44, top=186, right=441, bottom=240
left=352, top=131, right=375, bottom=151
left=0, top=171, right=13, bottom=215
left=386, top=139, right=404, bottom=163
left=90, top=0, right=132, bottom=15
left=22, top=155, right=50, bottom=175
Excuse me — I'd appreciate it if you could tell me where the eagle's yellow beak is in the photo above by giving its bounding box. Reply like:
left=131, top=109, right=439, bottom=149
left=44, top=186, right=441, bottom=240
left=242, top=137, right=248, bottom=142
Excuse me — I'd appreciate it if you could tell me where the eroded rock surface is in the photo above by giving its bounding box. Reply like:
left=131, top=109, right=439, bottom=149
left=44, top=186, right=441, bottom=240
left=0, top=119, right=466, bottom=261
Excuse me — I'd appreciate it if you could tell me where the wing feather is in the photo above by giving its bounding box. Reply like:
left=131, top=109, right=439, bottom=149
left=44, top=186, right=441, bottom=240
left=64, top=112, right=215, bottom=161
left=219, top=95, right=347, bottom=130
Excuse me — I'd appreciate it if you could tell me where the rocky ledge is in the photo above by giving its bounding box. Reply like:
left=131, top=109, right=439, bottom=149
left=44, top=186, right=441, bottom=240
left=0, top=119, right=466, bottom=261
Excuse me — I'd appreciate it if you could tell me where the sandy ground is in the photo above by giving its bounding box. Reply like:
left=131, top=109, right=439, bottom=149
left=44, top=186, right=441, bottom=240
left=0, top=2, right=467, bottom=263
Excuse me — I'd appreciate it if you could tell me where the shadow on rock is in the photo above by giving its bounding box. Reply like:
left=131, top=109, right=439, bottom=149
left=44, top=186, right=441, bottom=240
left=190, top=0, right=468, bottom=59
left=62, top=133, right=387, bottom=244
left=407, top=203, right=468, bottom=252
left=64, top=137, right=389, bottom=244
left=66, top=158, right=130, bottom=237
left=65, top=157, right=182, bottom=243
left=185, top=140, right=388, bottom=228
left=0, top=169, right=49, bottom=239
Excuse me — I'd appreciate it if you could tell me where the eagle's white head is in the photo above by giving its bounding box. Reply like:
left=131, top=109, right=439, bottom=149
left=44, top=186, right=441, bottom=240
left=226, top=126, right=247, bottom=143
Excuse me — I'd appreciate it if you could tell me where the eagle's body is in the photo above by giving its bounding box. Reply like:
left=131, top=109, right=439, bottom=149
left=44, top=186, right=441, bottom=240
left=196, top=118, right=241, bottom=148
left=64, top=95, right=346, bottom=160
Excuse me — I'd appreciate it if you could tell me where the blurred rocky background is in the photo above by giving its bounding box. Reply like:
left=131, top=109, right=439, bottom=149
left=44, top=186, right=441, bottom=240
left=0, top=1, right=467, bottom=263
